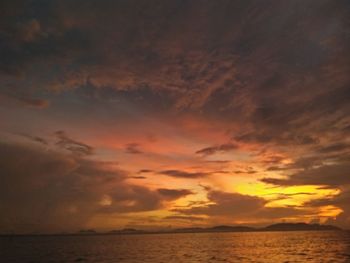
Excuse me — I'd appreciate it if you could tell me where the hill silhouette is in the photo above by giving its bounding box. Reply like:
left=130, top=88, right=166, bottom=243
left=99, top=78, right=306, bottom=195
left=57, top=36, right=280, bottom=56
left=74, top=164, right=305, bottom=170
left=262, top=223, right=341, bottom=231
left=104, top=223, right=341, bottom=235
left=0, top=223, right=342, bottom=236
left=173, top=225, right=255, bottom=233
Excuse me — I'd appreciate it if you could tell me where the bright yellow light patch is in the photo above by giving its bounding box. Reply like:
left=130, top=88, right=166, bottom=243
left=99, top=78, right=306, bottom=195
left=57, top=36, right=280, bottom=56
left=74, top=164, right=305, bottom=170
left=318, top=205, right=343, bottom=217
left=235, top=182, right=340, bottom=208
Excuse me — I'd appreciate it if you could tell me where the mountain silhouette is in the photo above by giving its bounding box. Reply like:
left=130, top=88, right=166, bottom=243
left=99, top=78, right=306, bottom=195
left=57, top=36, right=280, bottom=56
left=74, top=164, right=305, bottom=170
left=170, top=223, right=341, bottom=234
left=262, top=223, right=341, bottom=231
left=1, top=223, right=342, bottom=236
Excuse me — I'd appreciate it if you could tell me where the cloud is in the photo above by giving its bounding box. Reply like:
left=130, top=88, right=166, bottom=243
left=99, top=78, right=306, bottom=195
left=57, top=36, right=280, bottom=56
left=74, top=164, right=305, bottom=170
left=0, top=142, right=101, bottom=233
left=16, top=19, right=43, bottom=42
left=0, top=93, right=49, bottom=109
left=234, top=167, right=257, bottom=174
left=125, top=143, right=143, bottom=154
left=0, top=2, right=349, bottom=167
left=173, top=188, right=307, bottom=221
left=235, top=132, right=320, bottom=147
left=16, top=97, right=50, bottom=108
left=261, top=163, right=350, bottom=187
left=101, top=185, right=164, bottom=214
left=288, top=156, right=325, bottom=170
left=266, top=166, right=288, bottom=171
left=138, top=169, right=153, bottom=173
left=159, top=170, right=209, bottom=179
left=175, top=189, right=266, bottom=217
left=55, top=130, right=94, bottom=156
left=0, top=141, right=190, bottom=233
left=317, top=143, right=350, bottom=154
left=195, top=143, right=238, bottom=156
left=164, top=215, right=204, bottom=221
left=0, top=0, right=347, bottom=115
left=129, top=176, right=147, bottom=179
left=305, top=189, right=350, bottom=228
left=1, top=0, right=350, bottom=230
left=15, top=133, right=48, bottom=145
left=157, top=188, right=193, bottom=200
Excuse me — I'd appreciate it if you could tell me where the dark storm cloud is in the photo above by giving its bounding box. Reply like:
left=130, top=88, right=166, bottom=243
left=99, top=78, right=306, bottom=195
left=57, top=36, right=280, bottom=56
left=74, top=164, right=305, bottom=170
left=1, top=0, right=348, bottom=117
left=1, top=0, right=348, bottom=163
left=99, top=188, right=192, bottom=214
left=101, top=185, right=163, bottom=214
left=0, top=141, right=116, bottom=232
left=179, top=190, right=266, bottom=217
left=0, top=141, right=193, bottom=233
left=195, top=143, right=238, bottom=156
left=173, top=188, right=306, bottom=220
left=261, top=163, right=350, bottom=187
left=160, top=170, right=209, bottom=179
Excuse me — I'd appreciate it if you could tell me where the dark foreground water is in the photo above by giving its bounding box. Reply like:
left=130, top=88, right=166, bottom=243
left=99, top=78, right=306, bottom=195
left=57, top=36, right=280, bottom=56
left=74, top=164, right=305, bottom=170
left=1, top=231, right=350, bottom=263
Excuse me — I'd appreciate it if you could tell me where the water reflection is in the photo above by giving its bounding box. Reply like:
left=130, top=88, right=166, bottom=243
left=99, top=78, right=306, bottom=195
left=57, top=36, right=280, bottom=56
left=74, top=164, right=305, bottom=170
left=1, top=231, right=350, bottom=262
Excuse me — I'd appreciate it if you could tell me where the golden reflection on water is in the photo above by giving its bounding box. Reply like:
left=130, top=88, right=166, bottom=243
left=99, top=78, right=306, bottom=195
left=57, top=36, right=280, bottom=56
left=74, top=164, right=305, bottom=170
left=1, top=231, right=350, bottom=262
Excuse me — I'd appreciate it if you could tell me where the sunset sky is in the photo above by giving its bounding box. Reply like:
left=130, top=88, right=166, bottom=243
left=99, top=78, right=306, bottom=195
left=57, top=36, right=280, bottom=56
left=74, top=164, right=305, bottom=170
left=1, top=0, right=350, bottom=234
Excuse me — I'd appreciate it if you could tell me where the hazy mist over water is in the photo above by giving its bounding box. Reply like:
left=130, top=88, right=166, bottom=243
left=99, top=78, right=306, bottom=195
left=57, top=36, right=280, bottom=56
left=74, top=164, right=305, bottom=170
left=1, top=231, right=350, bottom=263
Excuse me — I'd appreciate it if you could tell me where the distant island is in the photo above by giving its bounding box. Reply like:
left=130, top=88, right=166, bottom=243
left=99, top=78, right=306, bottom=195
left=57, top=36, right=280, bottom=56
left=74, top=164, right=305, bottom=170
left=77, top=223, right=341, bottom=236
left=262, top=223, right=340, bottom=232
left=1, top=223, right=342, bottom=236
left=162, top=223, right=340, bottom=234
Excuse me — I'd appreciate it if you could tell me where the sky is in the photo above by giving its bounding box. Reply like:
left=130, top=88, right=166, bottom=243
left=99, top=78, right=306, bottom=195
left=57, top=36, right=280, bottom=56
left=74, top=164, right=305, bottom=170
left=0, top=0, right=349, bottom=234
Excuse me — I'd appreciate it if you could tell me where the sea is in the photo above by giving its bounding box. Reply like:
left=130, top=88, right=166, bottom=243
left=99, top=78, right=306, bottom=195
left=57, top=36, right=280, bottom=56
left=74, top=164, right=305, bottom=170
left=1, top=231, right=350, bottom=262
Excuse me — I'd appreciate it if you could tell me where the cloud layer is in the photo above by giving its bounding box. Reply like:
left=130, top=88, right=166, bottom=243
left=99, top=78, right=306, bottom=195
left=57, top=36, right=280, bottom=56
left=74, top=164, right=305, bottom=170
left=0, top=0, right=350, bottom=232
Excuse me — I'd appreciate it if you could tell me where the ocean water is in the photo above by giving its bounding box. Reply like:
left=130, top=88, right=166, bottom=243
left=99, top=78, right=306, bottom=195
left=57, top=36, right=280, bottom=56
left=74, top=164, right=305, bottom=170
left=1, top=231, right=350, bottom=263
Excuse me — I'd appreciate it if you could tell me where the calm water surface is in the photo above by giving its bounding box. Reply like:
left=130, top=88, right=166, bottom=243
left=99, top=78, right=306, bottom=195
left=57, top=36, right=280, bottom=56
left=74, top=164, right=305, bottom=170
left=1, top=231, right=350, bottom=263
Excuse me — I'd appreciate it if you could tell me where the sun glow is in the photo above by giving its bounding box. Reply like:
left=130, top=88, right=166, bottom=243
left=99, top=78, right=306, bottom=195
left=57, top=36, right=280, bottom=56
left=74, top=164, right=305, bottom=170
left=235, top=183, right=340, bottom=208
